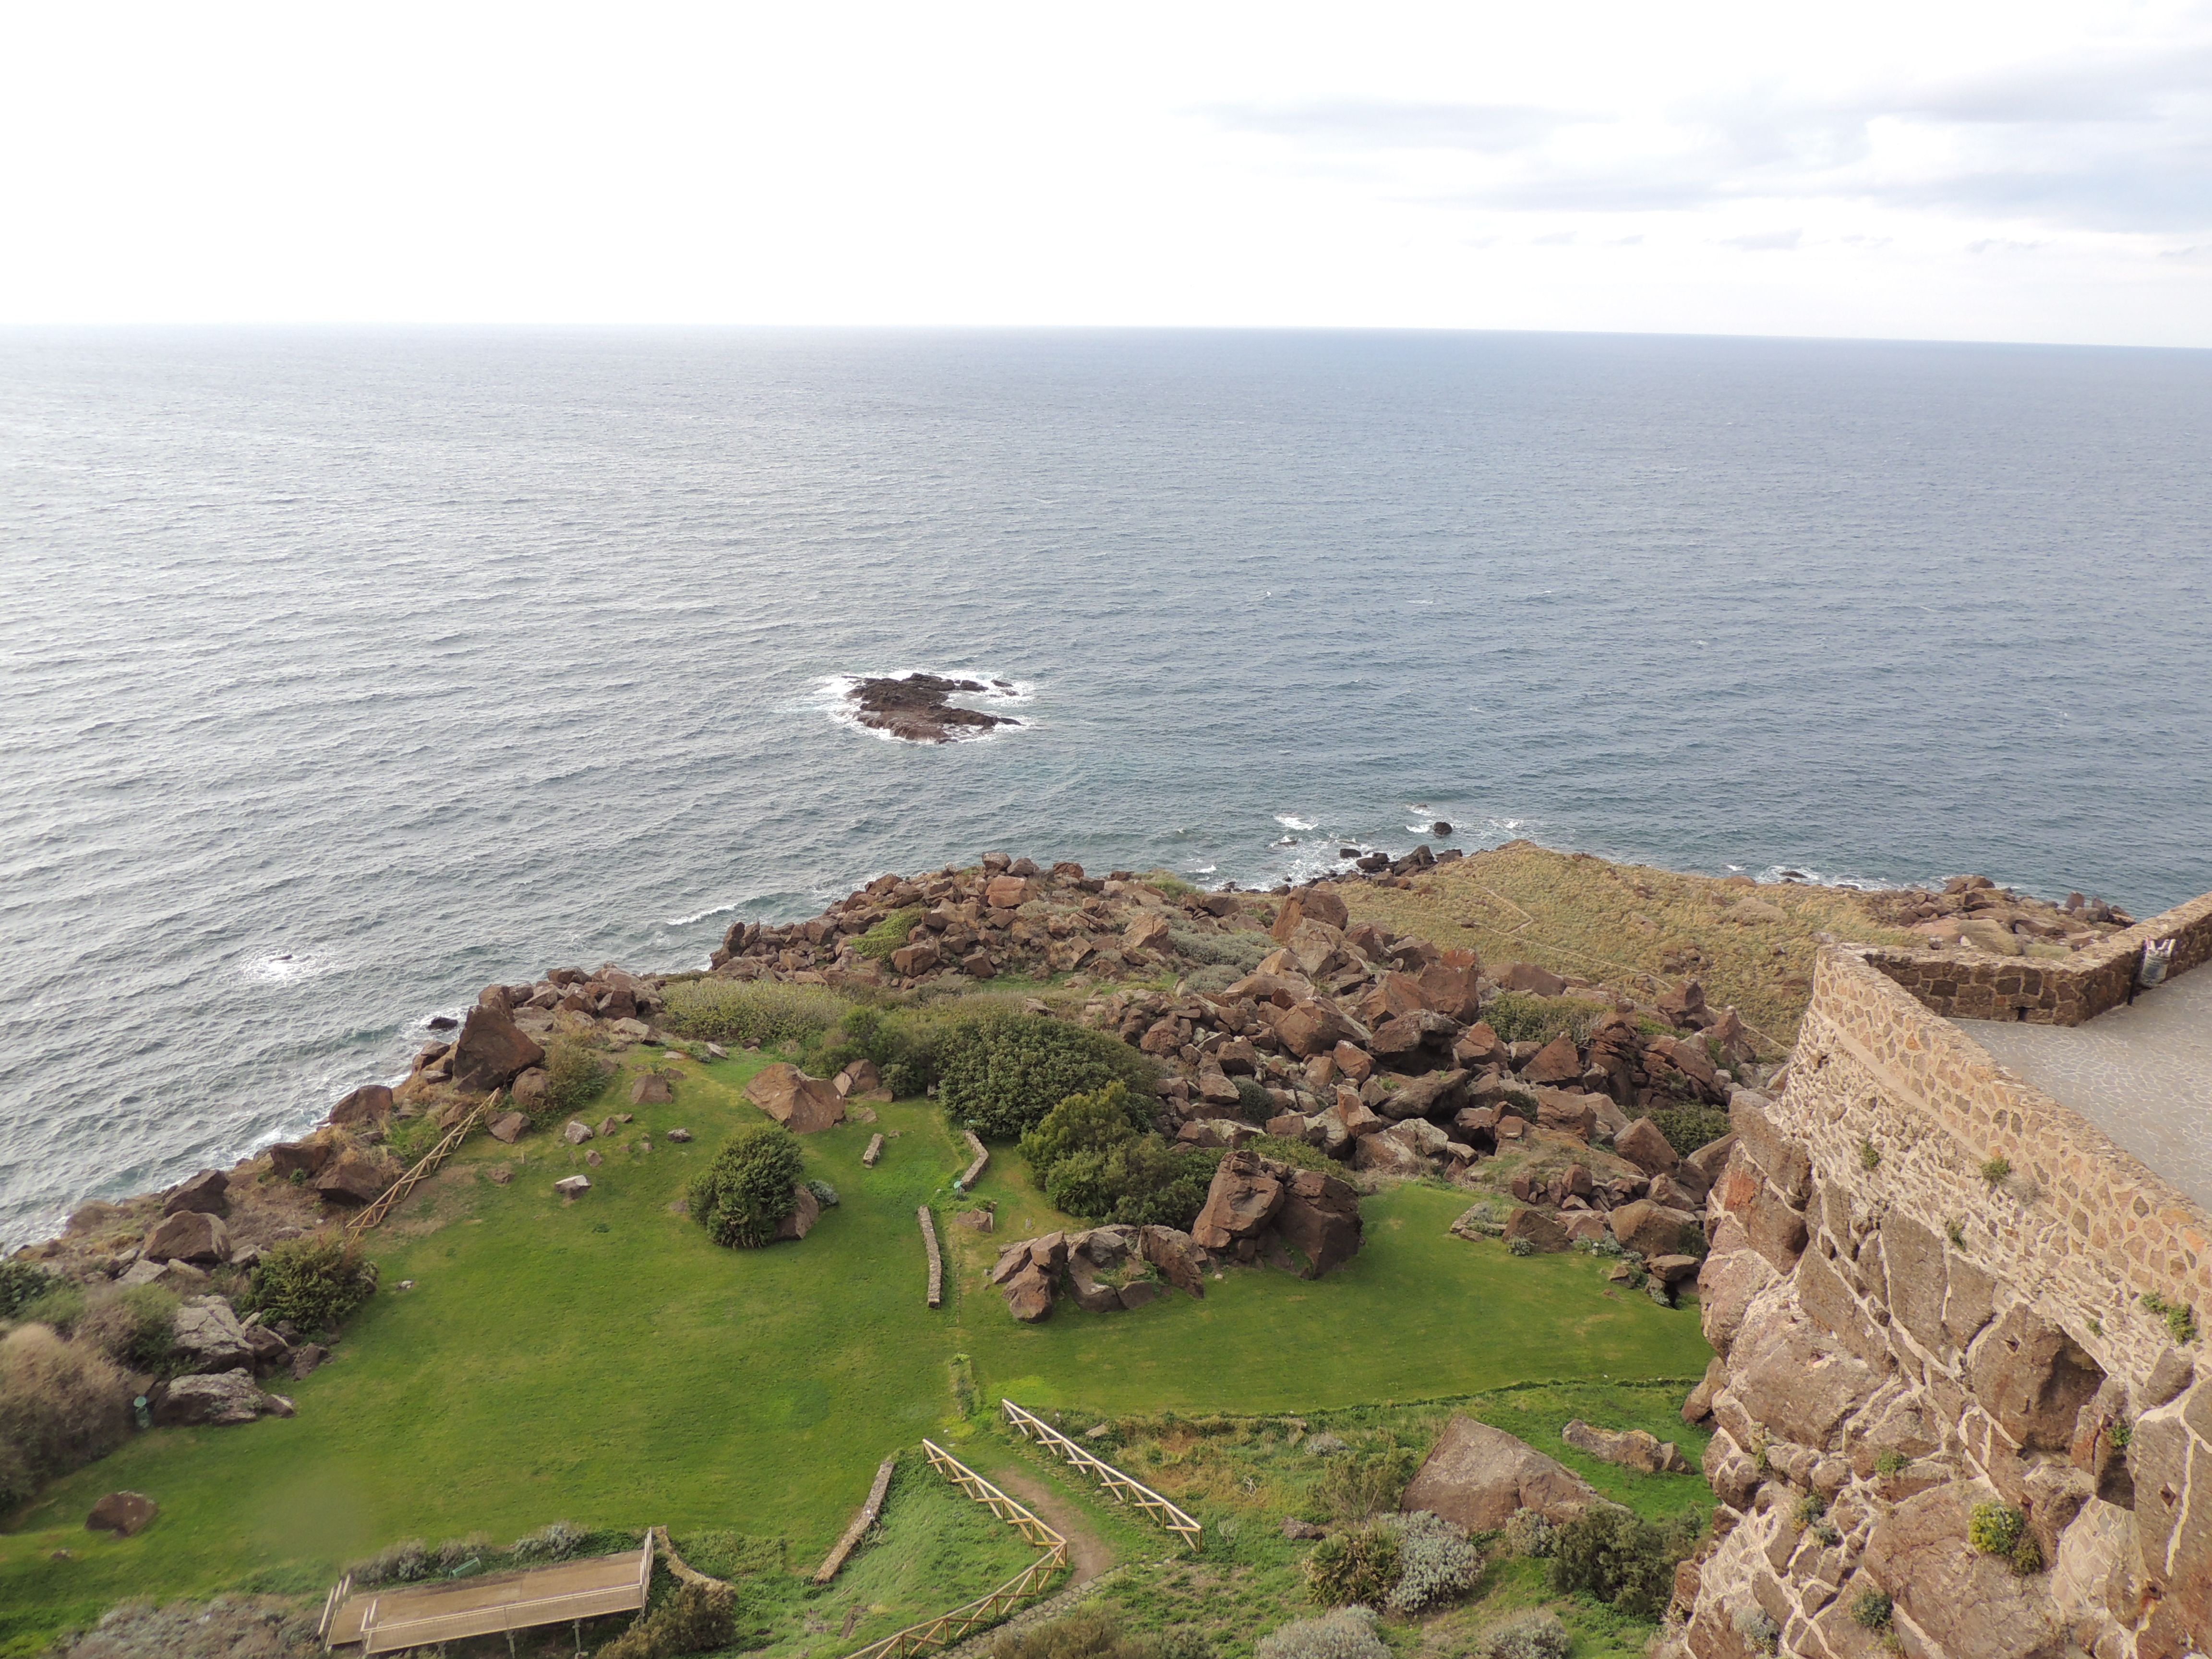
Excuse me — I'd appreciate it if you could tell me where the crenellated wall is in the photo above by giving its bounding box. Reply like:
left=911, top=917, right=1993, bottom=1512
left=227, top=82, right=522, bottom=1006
left=1671, top=946, right=2212, bottom=1659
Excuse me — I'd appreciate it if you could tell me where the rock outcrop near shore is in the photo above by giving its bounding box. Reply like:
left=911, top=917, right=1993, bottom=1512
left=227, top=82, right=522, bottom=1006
left=843, top=673, right=1022, bottom=744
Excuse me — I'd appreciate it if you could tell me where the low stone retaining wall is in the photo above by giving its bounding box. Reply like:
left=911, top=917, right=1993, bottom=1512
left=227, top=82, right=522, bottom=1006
left=814, top=1456, right=899, bottom=1584
left=959, top=1130, right=989, bottom=1188
left=920, top=1206, right=944, bottom=1309
left=1861, top=888, right=2212, bottom=1026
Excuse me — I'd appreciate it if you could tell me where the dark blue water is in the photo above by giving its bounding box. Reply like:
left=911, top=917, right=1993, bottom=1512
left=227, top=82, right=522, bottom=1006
left=3, top=327, right=2208, bottom=1244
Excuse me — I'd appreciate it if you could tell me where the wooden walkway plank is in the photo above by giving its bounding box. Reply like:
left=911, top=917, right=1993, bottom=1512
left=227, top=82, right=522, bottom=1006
left=815, top=1455, right=900, bottom=1583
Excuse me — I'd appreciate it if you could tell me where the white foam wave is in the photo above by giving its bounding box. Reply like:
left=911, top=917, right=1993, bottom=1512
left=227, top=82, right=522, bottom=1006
left=1756, top=863, right=1904, bottom=891
left=1274, top=814, right=1316, bottom=830
left=240, top=951, right=332, bottom=986
left=666, top=901, right=742, bottom=926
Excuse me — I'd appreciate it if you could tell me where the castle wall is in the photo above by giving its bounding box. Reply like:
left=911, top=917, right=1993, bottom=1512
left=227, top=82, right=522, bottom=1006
left=1861, top=890, right=2212, bottom=1027
left=1673, top=947, right=2212, bottom=1659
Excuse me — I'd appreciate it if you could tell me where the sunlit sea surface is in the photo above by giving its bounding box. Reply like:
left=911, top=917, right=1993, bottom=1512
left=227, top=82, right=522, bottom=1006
left=3, top=328, right=2208, bottom=1244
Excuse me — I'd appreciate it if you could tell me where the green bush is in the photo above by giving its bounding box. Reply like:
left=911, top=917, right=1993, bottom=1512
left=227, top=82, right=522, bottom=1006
left=598, top=1582, right=736, bottom=1659
left=2142, top=1292, right=2199, bottom=1345
left=1314, top=1447, right=1418, bottom=1522
left=662, top=979, right=852, bottom=1049
left=1549, top=1503, right=1701, bottom=1618
left=689, top=1124, right=805, bottom=1249
left=12, top=1280, right=86, bottom=1334
left=854, top=908, right=924, bottom=963
left=1021, top=1082, right=1151, bottom=1173
left=246, top=1234, right=378, bottom=1333
left=540, top=1034, right=610, bottom=1122
left=811, top=1004, right=961, bottom=1099
left=74, top=1285, right=180, bottom=1371
left=1233, top=1077, right=1276, bottom=1122
left=0, top=1324, right=132, bottom=1510
left=1022, top=1086, right=1220, bottom=1229
left=1981, top=1154, right=2012, bottom=1186
left=1166, top=927, right=1273, bottom=973
left=941, top=1013, right=1159, bottom=1141
left=1649, top=1106, right=1732, bottom=1157
left=1247, top=1134, right=1332, bottom=1172
left=0, top=1259, right=54, bottom=1320
left=1967, top=1501, right=2024, bottom=1558
left=1103, top=1142, right=1221, bottom=1231
left=1255, top=1608, right=1386, bottom=1659
left=1304, top=1520, right=1401, bottom=1606
left=1500, top=1508, right=1556, bottom=1559
left=1484, top=994, right=1599, bottom=1046
left=1850, top=1590, right=1893, bottom=1630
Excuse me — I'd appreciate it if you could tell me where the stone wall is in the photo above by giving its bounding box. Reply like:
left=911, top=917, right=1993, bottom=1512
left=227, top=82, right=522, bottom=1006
left=1672, top=948, right=2212, bottom=1659
left=1861, top=890, right=2212, bottom=1026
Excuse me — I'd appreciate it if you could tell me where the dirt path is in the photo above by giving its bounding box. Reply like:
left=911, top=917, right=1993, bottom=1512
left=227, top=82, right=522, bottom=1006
left=983, top=1463, right=1114, bottom=1586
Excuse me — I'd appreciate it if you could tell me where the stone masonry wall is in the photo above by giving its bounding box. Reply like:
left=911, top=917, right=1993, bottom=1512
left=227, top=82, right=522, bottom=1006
left=1863, top=890, right=2212, bottom=1027
left=1671, top=948, right=2212, bottom=1659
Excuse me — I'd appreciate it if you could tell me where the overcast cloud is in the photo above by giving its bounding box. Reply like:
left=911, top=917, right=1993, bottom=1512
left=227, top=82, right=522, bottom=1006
left=0, top=0, right=2206, bottom=344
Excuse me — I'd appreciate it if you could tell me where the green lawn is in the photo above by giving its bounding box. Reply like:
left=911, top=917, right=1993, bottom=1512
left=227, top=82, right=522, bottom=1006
left=1, top=1048, right=1711, bottom=1655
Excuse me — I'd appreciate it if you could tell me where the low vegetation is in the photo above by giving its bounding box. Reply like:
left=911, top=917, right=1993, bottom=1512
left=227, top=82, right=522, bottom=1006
left=1019, top=1082, right=1221, bottom=1229
left=662, top=978, right=853, bottom=1049
left=541, top=1032, right=613, bottom=1121
left=993, top=1606, right=1209, bottom=1659
left=243, top=1234, right=377, bottom=1334
left=600, top=1581, right=736, bottom=1659
left=0, top=1325, right=132, bottom=1511
left=939, top=1012, right=1160, bottom=1141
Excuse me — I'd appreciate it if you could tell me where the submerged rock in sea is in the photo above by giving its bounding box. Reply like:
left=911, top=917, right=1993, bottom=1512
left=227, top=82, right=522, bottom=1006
left=844, top=673, right=1021, bottom=744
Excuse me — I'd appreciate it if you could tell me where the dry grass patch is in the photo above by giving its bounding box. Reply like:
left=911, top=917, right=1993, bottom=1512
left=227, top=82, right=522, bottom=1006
left=1343, top=842, right=1917, bottom=1048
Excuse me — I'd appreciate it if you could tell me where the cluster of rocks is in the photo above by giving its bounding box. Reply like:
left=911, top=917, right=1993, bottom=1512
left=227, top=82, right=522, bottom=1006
left=1864, top=873, right=2136, bottom=958
left=843, top=673, right=1022, bottom=744
left=988, top=1149, right=1363, bottom=1321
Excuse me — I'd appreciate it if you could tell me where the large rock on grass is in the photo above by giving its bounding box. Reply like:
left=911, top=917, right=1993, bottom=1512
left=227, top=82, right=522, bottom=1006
left=1400, top=1415, right=1603, bottom=1532
left=1274, top=1168, right=1362, bottom=1276
left=172, top=1296, right=255, bottom=1372
left=744, top=1064, right=846, bottom=1133
left=1191, top=1151, right=1286, bottom=1251
left=85, top=1491, right=158, bottom=1537
left=1562, top=1419, right=1690, bottom=1475
left=448, top=1001, right=546, bottom=1094
left=155, top=1369, right=283, bottom=1427
left=775, top=1182, right=822, bottom=1241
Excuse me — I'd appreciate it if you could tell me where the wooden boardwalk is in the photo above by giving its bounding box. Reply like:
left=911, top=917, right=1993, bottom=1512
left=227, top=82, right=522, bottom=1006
left=324, top=1540, right=651, bottom=1653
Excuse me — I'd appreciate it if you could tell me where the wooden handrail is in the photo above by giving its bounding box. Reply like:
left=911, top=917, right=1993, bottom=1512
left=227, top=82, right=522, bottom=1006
left=1002, top=1399, right=1201, bottom=1551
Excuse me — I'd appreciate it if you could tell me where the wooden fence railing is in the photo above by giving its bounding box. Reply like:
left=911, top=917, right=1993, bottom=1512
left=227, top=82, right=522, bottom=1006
left=1002, top=1399, right=1202, bottom=1551
left=318, top=1572, right=353, bottom=1647
left=844, top=1440, right=1068, bottom=1659
left=348, top=1096, right=493, bottom=1237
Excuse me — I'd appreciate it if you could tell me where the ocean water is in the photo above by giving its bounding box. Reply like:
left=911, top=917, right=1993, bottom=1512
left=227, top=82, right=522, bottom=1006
left=2, top=327, right=2208, bottom=1246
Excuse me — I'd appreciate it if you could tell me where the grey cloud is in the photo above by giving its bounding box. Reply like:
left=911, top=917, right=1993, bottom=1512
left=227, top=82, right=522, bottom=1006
left=1199, top=37, right=2212, bottom=232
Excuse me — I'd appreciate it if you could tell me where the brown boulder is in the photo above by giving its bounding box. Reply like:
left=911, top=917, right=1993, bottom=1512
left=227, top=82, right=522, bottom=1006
left=1191, top=1152, right=1285, bottom=1250
left=314, top=1152, right=393, bottom=1206
left=1004, top=1263, right=1056, bottom=1322
left=1354, top=1132, right=1429, bottom=1177
left=1561, top=1419, right=1691, bottom=1475
left=1860, top=1481, right=2068, bottom=1659
left=1415, top=950, right=1484, bottom=1022
left=1452, top=1022, right=1506, bottom=1069
left=744, top=1063, right=846, bottom=1133
left=1493, top=962, right=1566, bottom=997
left=775, top=1183, right=822, bottom=1241
left=328, top=1083, right=394, bottom=1127
left=1534, top=1091, right=1597, bottom=1141
left=1123, top=912, right=1171, bottom=952
left=891, top=941, right=942, bottom=976
left=1139, top=1226, right=1208, bottom=1298
left=510, top=1067, right=550, bottom=1115
left=1400, top=1415, right=1603, bottom=1532
left=143, top=1210, right=230, bottom=1264
left=1696, top=1231, right=1777, bottom=1358
left=1355, top=974, right=1428, bottom=1026
left=1520, top=1034, right=1583, bottom=1084
left=1609, top=1200, right=1702, bottom=1260
left=266, top=1139, right=330, bottom=1178
left=1503, top=1207, right=1571, bottom=1253
left=986, top=874, right=1032, bottom=909
left=162, top=1170, right=229, bottom=1217
left=630, top=1072, right=673, bottom=1106
left=1276, top=1000, right=1363, bottom=1060
left=1272, top=885, right=1350, bottom=940
left=85, top=1491, right=157, bottom=1537
left=1728, top=1308, right=1879, bottom=1451
left=1614, top=1118, right=1679, bottom=1177
left=448, top=1002, right=546, bottom=1094
left=1275, top=1168, right=1363, bottom=1275
left=1379, top=1069, right=1470, bottom=1120
left=486, top=1111, right=527, bottom=1144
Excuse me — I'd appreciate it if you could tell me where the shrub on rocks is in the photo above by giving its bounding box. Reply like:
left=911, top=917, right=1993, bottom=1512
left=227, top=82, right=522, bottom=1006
left=0, top=1324, right=132, bottom=1509
left=1647, top=1105, right=1731, bottom=1157
left=539, top=1034, right=610, bottom=1123
left=1256, top=1608, right=1388, bottom=1659
left=939, top=1013, right=1158, bottom=1141
left=1483, top=995, right=1599, bottom=1047
left=1018, top=1081, right=1218, bottom=1230
left=599, top=1581, right=736, bottom=1659
left=853, top=908, right=924, bottom=963
left=689, top=1124, right=805, bottom=1249
left=1314, top=1446, right=1419, bottom=1523
left=0, top=1259, right=54, bottom=1320
left=1384, top=1511, right=1481, bottom=1613
left=245, top=1234, right=377, bottom=1334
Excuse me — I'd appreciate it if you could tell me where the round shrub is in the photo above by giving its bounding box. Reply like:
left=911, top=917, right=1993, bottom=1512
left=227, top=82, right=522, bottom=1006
left=1549, top=1503, right=1702, bottom=1619
left=1500, top=1507, right=1556, bottom=1559
left=539, top=1034, right=610, bottom=1122
left=1304, top=1521, right=1401, bottom=1606
left=1967, top=1501, right=2025, bottom=1559
left=0, top=1259, right=54, bottom=1320
left=940, top=1014, right=1158, bottom=1141
left=690, top=1124, right=805, bottom=1249
left=599, top=1580, right=736, bottom=1659
left=1384, top=1511, right=1480, bottom=1613
left=0, top=1325, right=132, bottom=1510
left=1849, top=1590, right=1893, bottom=1631
left=805, top=1179, right=840, bottom=1208
left=246, top=1233, right=377, bottom=1333
left=1480, top=1612, right=1568, bottom=1659
left=1255, top=1607, right=1387, bottom=1659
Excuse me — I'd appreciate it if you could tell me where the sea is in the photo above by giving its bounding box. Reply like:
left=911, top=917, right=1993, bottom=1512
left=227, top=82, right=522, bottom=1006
left=3, top=327, right=2208, bottom=1246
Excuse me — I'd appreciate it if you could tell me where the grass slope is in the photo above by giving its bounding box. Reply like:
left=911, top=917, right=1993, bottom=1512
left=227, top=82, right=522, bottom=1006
left=2, top=1043, right=1712, bottom=1655
left=1346, top=841, right=1917, bottom=1047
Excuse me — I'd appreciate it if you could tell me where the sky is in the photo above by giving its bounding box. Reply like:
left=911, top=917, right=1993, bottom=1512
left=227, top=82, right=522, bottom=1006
left=2, top=2, right=2208, bottom=345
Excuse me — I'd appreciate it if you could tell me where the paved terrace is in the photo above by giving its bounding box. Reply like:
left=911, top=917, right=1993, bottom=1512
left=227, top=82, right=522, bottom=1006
left=1960, top=964, right=2212, bottom=1208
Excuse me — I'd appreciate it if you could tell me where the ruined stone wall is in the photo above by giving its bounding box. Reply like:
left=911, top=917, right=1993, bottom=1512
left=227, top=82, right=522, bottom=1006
left=1673, top=949, right=2212, bottom=1659
left=1862, top=890, right=2212, bottom=1026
